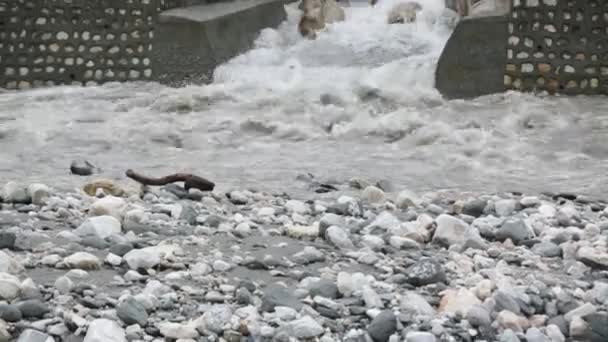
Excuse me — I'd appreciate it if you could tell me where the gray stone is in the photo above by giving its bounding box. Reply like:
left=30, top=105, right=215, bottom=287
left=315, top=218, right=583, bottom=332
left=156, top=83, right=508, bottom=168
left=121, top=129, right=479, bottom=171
left=499, top=329, right=521, bottom=342
left=525, top=327, right=549, bottom=342
left=400, top=292, right=435, bottom=317
left=236, top=287, right=252, bottom=305
left=546, top=324, right=565, bottom=342
left=117, top=296, right=148, bottom=326
left=0, top=304, right=21, bottom=322
left=367, top=310, right=397, bottom=342
left=0, top=232, right=16, bottom=250
left=577, top=247, right=608, bottom=269
left=79, top=236, right=109, bottom=249
left=494, top=291, right=521, bottom=315
left=364, top=212, right=401, bottom=234
left=84, top=318, right=127, bottom=342
left=405, top=332, right=436, bottom=342
left=292, top=246, right=325, bottom=265
left=547, top=316, right=568, bottom=336
left=362, top=186, right=386, bottom=204
left=179, top=203, right=197, bottom=225
left=495, top=219, right=534, bottom=244
left=432, top=214, right=469, bottom=247
left=466, top=304, right=491, bottom=327
left=109, top=243, right=134, bottom=257
left=325, top=226, right=354, bottom=249
left=16, top=300, right=49, bottom=318
left=261, top=283, right=303, bottom=312
left=16, top=329, right=53, bottom=342
left=564, top=303, right=596, bottom=322
left=532, top=241, right=562, bottom=257
left=405, top=259, right=446, bottom=286
left=200, top=304, right=232, bottom=334
left=27, top=184, right=50, bottom=205
left=158, top=322, right=198, bottom=339
left=285, top=316, right=324, bottom=338
left=462, top=199, right=487, bottom=217
left=204, top=215, right=223, bottom=228
left=495, top=199, right=517, bottom=217
left=583, top=313, right=608, bottom=342
left=319, top=213, right=344, bottom=237
left=309, top=279, right=339, bottom=299
left=2, top=182, right=30, bottom=204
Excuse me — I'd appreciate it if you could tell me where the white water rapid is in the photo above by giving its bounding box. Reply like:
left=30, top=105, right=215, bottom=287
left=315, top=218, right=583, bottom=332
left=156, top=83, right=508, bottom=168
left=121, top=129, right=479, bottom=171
left=1, top=0, right=608, bottom=198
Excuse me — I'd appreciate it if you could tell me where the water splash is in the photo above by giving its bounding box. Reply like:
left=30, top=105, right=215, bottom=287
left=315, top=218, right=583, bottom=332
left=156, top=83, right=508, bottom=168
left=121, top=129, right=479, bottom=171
left=1, top=1, right=608, bottom=198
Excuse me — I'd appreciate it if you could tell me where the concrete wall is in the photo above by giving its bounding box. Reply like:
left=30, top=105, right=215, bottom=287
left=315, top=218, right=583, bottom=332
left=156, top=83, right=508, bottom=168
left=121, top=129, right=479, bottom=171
left=0, top=0, right=286, bottom=90
left=435, top=0, right=608, bottom=99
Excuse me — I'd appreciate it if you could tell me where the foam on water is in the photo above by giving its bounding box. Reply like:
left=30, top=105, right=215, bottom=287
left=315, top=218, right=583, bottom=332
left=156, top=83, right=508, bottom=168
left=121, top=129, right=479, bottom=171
left=1, top=0, right=608, bottom=198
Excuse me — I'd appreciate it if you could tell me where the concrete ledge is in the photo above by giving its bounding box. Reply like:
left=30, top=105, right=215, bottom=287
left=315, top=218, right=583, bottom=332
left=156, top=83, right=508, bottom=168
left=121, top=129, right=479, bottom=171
left=150, top=0, right=287, bottom=86
left=434, top=15, right=508, bottom=100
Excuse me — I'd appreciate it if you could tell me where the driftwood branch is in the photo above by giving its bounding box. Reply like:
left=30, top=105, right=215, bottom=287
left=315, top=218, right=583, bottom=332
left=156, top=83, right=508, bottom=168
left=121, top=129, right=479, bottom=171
left=125, top=169, right=215, bottom=192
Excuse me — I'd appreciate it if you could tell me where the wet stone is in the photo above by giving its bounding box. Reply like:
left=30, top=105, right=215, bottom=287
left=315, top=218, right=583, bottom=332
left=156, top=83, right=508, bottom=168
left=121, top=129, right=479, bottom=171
left=405, top=259, right=446, bottom=286
left=0, top=303, right=21, bottom=322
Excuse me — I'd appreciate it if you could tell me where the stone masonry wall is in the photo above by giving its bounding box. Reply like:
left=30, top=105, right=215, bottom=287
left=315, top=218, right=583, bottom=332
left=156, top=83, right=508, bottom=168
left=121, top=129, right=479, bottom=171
left=0, top=0, right=205, bottom=89
left=504, top=0, right=608, bottom=95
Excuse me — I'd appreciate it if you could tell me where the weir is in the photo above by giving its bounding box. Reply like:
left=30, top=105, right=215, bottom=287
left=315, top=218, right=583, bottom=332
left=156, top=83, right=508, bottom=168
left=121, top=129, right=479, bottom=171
left=435, top=0, right=608, bottom=99
left=0, top=0, right=286, bottom=89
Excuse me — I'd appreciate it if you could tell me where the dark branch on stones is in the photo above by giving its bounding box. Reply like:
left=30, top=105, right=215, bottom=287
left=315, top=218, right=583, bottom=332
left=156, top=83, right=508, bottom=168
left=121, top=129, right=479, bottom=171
left=125, top=169, right=215, bottom=192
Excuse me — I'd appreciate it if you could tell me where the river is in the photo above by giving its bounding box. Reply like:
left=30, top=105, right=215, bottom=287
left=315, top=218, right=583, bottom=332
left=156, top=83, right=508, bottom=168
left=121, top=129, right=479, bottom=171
left=1, top=0, right=608, bottom=199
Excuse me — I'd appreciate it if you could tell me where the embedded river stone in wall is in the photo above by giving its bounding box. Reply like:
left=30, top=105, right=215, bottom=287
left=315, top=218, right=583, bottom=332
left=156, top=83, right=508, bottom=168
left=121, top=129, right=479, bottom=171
left=0, top=0, right=286, bottom=89
left=504, top=0, right=608, bottom=95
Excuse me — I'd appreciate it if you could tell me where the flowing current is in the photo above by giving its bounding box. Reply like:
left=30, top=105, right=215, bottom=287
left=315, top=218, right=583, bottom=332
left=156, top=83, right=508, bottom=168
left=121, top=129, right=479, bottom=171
left=1, top=0, right=608, bottom=199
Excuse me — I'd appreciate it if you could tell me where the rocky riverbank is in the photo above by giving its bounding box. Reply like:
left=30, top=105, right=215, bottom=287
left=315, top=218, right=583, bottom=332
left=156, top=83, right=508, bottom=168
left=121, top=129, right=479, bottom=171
left=0, top=177, right=607, bottom=342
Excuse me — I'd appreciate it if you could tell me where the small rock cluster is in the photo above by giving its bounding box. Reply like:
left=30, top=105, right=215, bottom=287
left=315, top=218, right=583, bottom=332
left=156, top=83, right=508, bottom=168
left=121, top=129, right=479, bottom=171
left=0, top=178, right=608, bottom=342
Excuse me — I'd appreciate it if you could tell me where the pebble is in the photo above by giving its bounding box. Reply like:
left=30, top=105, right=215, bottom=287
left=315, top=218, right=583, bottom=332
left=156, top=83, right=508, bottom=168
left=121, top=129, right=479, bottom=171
left=0, top=304, right=21, bottom=322
left=285, top=315, right=324, bottom=338
left=309, top=278, right=340, bottom=299
left=367, top=310, right=397, bottom=342
left=495, top=199, right=517, bottom=217
left=0, top=273, right=22, bottom=300
left=2, top=182, right=30, bottom=204
left=117, top=296, right=148, bottom=326
left=496, top=219, right=534, bottom=244
left=16, top=329, right=53, bottom=342
left=405, top=331, right=436, bottom=342
left=405, top=259, right=446, bottom=286
left=262, top=283, right=303, bottom=312
left=27, top=184, right=50, bottom=205
left=84, top=318, right=127, bottom=342
left=16, top=299, right=49, bottom=318
left=123, top=248, right=161, bottom=270
left=362, top=186, right=386, bottom=204
left=158, top=322, right=199, bottom=339
left=325, top=226, right=354, bottom=249
left=400, top=291, right=435, bottom=317
left=75, top=215, right=122, bottom=239
left=432, top=214, right=469, bottom=247
left=63, top=252, right=101, bottom=270
left=89, top=195, right=127, bottom=220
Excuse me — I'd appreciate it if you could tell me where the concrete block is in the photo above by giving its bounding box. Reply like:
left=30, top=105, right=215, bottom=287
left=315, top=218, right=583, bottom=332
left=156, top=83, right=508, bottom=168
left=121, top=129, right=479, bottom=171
left=434, top=15, right=508, bottom=99
left=150, top=0, right=287, bottom=86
